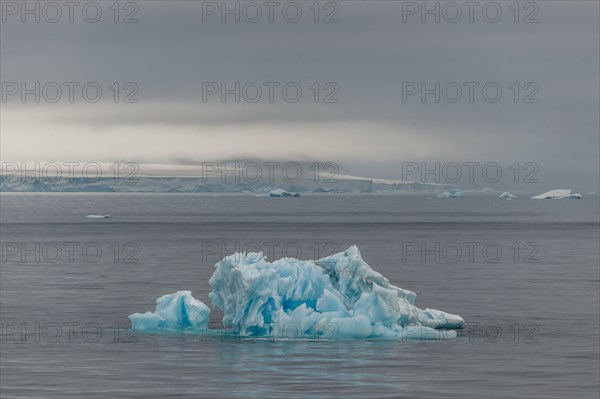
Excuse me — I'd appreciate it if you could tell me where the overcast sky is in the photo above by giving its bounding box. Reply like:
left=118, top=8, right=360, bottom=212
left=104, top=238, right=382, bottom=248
left=1, top=0, right=598, bottom=189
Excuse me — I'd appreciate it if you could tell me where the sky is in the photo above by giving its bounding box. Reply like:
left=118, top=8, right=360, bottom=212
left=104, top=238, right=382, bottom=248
left=1, top=0, right=599, bottom=190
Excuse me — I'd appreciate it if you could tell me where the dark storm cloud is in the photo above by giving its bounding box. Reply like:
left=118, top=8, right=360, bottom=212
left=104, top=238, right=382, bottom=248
left=1, top=1, right=598, bottom=189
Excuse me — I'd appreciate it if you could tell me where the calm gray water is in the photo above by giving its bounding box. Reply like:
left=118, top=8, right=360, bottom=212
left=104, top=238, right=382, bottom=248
left=1, top=193, right=599, bottom=398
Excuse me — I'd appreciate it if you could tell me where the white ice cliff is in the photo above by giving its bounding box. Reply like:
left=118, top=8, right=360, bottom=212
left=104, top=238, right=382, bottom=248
left=130, top=247, right=464, bottom=339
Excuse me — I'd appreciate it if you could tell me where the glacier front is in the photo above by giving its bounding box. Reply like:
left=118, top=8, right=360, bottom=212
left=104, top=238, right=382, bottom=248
left=130, top=246, right=464, bottom=340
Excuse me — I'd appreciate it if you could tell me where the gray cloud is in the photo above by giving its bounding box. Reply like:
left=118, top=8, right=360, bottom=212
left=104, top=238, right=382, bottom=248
left=1, top=0, right=598, bottom=190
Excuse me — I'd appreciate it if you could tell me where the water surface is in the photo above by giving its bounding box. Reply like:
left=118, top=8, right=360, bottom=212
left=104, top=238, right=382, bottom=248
left=1, top=194, right=598, bottom=398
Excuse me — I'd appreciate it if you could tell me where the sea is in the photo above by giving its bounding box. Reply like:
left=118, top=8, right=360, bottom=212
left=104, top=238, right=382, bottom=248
left=1, top=193, right=599, bottom=398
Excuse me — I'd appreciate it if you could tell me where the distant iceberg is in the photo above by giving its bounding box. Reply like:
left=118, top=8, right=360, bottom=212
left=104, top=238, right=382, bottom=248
left=85, top=214, right=110, bottom=219
left=498, top=192, right=517, bottom=199
left=437, top=189, right=462, bottom=198
left=130, top=247, right=464, bottom=340
left=531, top=189, right=582, bottom=200
left=269, top=188, right=300, bottom=197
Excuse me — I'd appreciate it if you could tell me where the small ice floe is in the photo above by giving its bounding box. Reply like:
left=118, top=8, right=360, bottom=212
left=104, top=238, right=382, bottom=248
left=531, top=189, right=582, bottom=200
left=86, top=214, right=111, bottom=219
left=498, top=192, right=517, bottom=199
left=437, top=189, right=462, bottom=198
left=269, top=188, right=300, bottom=197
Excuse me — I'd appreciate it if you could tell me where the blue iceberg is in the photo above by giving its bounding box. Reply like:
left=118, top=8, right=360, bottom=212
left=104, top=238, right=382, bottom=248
left=129, top=291, right=210, bottom=330
left=130, top=247, right=464, bottom=340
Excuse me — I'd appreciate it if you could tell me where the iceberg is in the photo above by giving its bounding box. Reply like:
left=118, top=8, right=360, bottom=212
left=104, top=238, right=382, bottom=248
left=86, top=214, right=110, bottom=218
left=437, top=189, right=462, bottom=198
left=130, top=247, right=463, bottom=340
left=129, top=291, right=210, bottom=330
left=498, top=192, right=517, bottom=199
left=531, top=189, right=582, bottom=200
left=269, top=188, right=300, bottom=197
